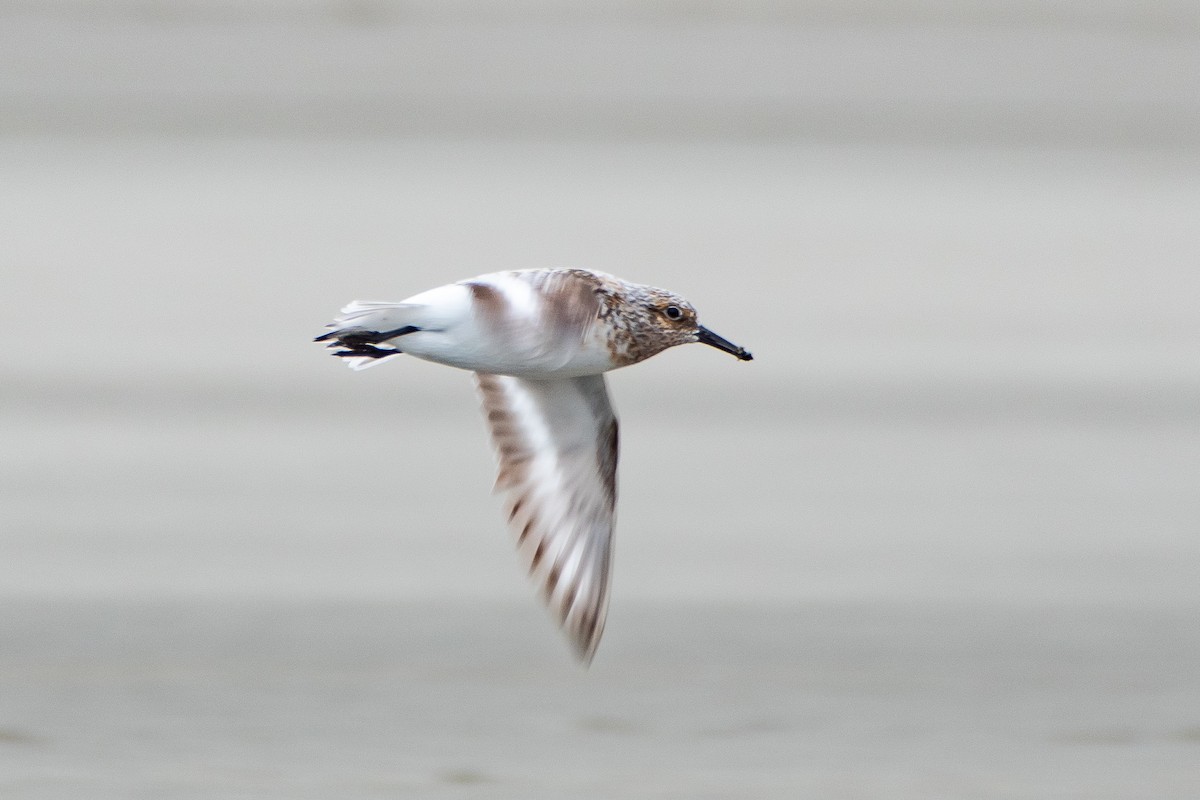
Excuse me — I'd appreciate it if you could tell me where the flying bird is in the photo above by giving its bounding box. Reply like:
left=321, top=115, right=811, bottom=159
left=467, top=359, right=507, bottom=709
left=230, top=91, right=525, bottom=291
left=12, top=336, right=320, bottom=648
left=316, top=268, right=752, bottom=662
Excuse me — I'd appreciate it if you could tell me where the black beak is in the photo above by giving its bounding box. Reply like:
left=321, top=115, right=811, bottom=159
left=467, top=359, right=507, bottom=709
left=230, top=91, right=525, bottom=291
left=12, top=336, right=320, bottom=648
left=696, top=326, right=753, bottom=361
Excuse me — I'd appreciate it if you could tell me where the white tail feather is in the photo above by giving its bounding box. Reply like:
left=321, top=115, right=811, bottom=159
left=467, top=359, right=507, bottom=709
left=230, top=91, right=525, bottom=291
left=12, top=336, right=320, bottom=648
left=343, top=352, right=402, bottom=371
left=330, top=300, right=419, bottom=330
left=317, top=300, right=421, bottom=370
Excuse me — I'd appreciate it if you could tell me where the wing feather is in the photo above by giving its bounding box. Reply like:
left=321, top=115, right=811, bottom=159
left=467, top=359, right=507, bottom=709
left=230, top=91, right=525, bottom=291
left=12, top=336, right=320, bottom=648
left=475, top=372, right=618, bottom=663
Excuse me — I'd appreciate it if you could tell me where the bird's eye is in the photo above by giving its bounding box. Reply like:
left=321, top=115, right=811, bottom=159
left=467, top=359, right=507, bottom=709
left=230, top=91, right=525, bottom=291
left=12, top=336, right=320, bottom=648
left=663, top=305, right=683, bottom=321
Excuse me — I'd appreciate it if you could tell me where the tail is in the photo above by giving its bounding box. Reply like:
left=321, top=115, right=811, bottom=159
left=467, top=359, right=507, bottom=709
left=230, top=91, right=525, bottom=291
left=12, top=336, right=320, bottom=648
left=314, top=301, right=423, bottom=371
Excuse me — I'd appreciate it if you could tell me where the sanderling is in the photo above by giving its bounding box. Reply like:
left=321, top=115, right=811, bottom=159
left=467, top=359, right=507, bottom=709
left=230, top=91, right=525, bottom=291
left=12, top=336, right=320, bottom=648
left=316, top=268, right=752, bottom=663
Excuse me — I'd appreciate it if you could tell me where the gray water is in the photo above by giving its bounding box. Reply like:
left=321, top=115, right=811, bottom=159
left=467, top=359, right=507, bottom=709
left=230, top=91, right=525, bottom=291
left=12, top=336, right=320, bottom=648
left=2, top=2, right=1200, bottom=797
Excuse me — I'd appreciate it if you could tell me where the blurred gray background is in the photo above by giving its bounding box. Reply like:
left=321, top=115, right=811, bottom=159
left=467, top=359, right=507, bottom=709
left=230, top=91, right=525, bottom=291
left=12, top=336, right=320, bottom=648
left=1, top=1, right=1198, bottom=798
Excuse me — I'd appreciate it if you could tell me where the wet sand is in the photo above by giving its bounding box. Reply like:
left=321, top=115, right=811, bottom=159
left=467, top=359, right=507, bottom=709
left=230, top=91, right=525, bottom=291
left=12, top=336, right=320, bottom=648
left=1, top=599, right=1198, bottom=799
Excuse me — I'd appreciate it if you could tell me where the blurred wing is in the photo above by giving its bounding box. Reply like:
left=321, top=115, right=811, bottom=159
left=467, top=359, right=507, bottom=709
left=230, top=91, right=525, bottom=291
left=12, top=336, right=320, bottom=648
left=475, top=372, right=618, bottom=663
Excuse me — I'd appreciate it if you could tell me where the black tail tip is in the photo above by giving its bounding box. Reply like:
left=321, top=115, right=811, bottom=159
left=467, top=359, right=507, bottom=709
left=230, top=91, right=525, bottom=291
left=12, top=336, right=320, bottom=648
left=329, top=342, right=403, bottom=360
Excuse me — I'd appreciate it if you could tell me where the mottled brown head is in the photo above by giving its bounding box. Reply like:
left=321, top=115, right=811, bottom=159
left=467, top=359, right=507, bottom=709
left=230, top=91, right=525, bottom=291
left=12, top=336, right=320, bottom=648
left=619, top=284, right=753, bottom=363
